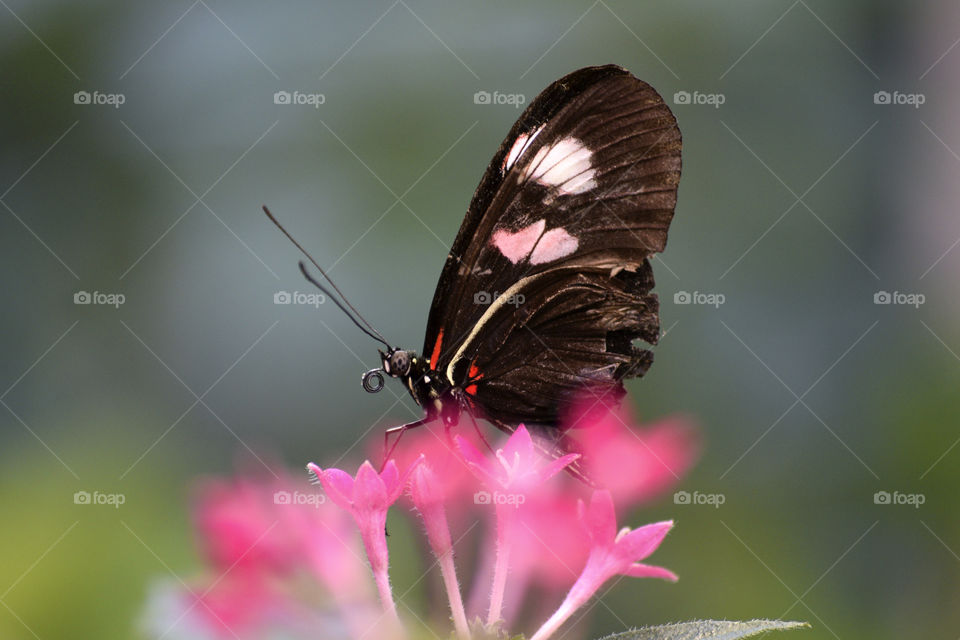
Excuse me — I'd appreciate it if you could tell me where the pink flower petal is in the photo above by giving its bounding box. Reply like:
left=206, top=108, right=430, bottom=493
left=538, top=453, right=580, bottom=483
left=318, top=468, right=356, bottom=509
left=409, top=462, right=454, bottom=558
left=623, top=563, right=678, bottom=581
left=454, top=435, right=496, bottom=482
left=383, top=426, right=480, bottom=525
left=379, top=459, right=400, bottom=494
left=457, top=424, right=580, bottom=494
left=194, top=479, right=294, bottom=574
left=562, top=393, right=700, bottom=509
left=513, top=488, right=588, bottom=588
left=409, top=461, right=443, bottom=508
left=390, top=454, right=423, bottom=503
left=354, top=461, right=388, bottom=508
left=583, top=490, right=617, bottom=545
left=615, top=520, right=674, bottom=561
left=502, top=424, right=535, bottom=462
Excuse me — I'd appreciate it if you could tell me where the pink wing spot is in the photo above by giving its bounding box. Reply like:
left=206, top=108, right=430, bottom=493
left=491, top=219, right=546, bottom=264
left=530, top=227, right=578, bottom=264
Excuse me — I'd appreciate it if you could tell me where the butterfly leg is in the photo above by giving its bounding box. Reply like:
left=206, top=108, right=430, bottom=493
left=381, top=417, right=431, bottom=470
left=456, top=394, right=495, bottom=454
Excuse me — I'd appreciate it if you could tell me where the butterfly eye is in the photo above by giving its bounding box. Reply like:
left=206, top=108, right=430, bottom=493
left=390, top=351, right=411, bottom=376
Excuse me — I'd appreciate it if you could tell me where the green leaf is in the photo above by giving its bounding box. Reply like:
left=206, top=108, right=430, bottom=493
left=596, top=619, right=810, bottom=640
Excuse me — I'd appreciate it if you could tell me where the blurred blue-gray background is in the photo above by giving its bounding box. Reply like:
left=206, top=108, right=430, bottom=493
left=1, top=1, right=958, bottom=638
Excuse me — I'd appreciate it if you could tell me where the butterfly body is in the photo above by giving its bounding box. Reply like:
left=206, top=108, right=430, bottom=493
left=379, top=348, right=462, bottom=428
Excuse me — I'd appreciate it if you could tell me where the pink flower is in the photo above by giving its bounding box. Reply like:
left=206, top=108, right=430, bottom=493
left=564, top=394, right=699, bottom=507
left=143, top=575, right=360, bottom=640
left=144, top=405, right=700, bottom=640
left=494, top=398, right=695, bottom=618
left=494, top=487, right=587, bottom=627
left=307, top=458, right=422, bottom=624
left=455, top=424, right=578, bottom=492
left=193, top=477, right=296, bottom=577
left=180, top=576, right=287, bottom=638
left=409, top=462, right=452, bottom=555
left=456, top=425, right=579, bottom=626
left=194, top=474, right=370, bottom=597
left=280, top=493, right=371, bottom=602
left=409, top=462, right=470, bottom=639
left=161, top=473, right=373, bottom=639
left=577, top=489, right=677, bottom=582
left=530, top=490, right=676, bottom=640
left=511, top=487, right=588, bottom=588
left=383, top=424, right=480, bottom=524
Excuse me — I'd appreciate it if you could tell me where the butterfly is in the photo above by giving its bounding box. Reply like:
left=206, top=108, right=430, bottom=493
left=266, top=64, right=681, bottom=475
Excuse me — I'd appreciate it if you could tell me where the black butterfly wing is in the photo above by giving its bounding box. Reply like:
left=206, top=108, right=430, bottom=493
left=422, top=64, right=681, bottom=427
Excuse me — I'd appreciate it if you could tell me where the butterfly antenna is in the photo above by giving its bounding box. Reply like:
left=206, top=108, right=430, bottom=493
left=263, top=205, right=392, bottom=349
left=298, top=262, right=390, bottom=348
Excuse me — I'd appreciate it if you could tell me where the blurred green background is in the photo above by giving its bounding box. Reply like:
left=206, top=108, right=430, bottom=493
left=1, top=1, right=958, bottom=638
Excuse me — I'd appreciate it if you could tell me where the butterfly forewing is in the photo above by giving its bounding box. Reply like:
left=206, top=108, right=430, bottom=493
left=422, top=64, right=681, bottom=430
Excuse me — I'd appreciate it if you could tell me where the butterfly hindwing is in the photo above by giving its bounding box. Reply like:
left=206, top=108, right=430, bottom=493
left=465, top=260, right=659, bottom=425
left=423, top=64, right=681, bottom=428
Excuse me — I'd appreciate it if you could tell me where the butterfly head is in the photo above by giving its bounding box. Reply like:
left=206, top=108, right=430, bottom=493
left=380, top=348, right=414, bottom=378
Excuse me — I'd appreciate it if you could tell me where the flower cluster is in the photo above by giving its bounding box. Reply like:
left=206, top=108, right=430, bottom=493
left=141, top=472, right=380, bottom=639
left=141, top=397, right=698, bottom=639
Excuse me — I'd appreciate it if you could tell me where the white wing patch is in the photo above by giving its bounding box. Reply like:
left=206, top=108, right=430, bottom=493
left=523, top=136, right=597, bottom=195
left=503, top=125, right=544, bottom=172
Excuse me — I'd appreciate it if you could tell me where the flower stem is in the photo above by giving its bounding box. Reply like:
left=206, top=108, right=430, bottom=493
left=373, top=563, right=399, bottom=619
left=358, top=516, right=403, bottom=630
left=437, top=547, right=471, bottom=639
left=531, top=575, right=592, bottom=640
left=487, top=503, right=516, bottom=626
left=530, top=598, right=576, bottom=640
left=466, top=528, right=496, bottom=617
